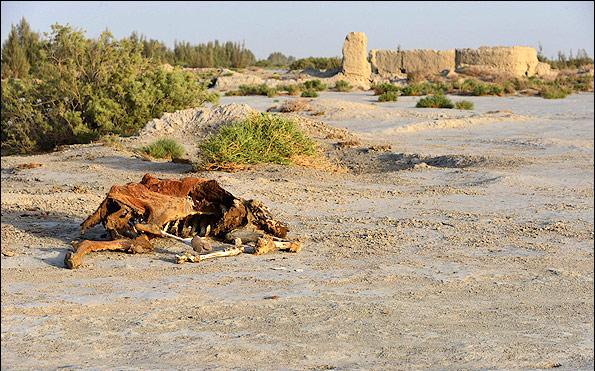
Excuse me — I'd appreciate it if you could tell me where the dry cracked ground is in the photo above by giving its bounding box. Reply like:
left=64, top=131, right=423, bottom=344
left=1, top=92, right=594, bottom=370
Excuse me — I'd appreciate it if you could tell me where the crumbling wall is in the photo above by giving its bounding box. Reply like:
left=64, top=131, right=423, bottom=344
left=455, top=46, right=539, bottom=77
left=370, top=49, right=455, bottom=77
left=401, top=49, right=456, bottom=76
left=368, top=43, right=542, bottom=79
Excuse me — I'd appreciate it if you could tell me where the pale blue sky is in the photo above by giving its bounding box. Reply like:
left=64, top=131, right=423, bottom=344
left=1, top=1, right=593, bottom=59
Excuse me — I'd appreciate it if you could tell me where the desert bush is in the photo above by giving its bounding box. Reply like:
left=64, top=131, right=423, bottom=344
left=334, top=80, right=352, bottom=92
left=284, top=84, right=302, bottom=96
left=238, top=84, right=271, bottom=96
left=540, top=85, right=571, bottom=99
left=455, top=100, right=474, bottom=110
left=198, top=113, right=316, bottom=166
left=142, top=138, right=185, bottom=159
left=378, top=91, right=398, bottom=102
left=303, top=79, right=327, bottom=91
left=458, top=79, right=503, bottom=96
left=1, top=25, right=216, bottom=155
left=266, top=88, right=278, bottom=98
left=401, top=82, right=448, bottom=96
left=301, top=89, right=319, bottom=98
left=415, top=94, right=454, bottom=108
left=372, top=82, right=400, bottom=95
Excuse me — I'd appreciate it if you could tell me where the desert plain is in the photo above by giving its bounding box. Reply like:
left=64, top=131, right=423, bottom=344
left=1, top=90, right=593, bottom=369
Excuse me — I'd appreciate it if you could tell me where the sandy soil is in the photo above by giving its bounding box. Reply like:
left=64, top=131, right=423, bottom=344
left=1, top=93, right=593, bottom=370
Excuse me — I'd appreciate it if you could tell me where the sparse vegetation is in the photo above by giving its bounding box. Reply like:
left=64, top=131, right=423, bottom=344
left=301, top=89, right=319, bottom=98
left=537, top=44, right=594, bottom=70
left=400, top=82, right=449, bottom=96
left=415, top=94, right=454, bottom=108
left=540, top=85, right=571, bottom=99
left=142, top=138, right=185, bottom=159
left=334, top=80, right=352, bottom=92
left=455, top=100, right=474, bottom=110
left=378, top=91, right=399, bottom=102
left=198, top=113, right=317, bottom=166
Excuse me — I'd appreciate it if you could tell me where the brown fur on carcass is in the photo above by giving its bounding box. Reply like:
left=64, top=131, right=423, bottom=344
left=65, top=174, right=291, bottom=268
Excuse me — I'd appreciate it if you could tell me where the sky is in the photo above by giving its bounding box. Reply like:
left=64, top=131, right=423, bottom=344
left=1, top=1, right=593, bottom=59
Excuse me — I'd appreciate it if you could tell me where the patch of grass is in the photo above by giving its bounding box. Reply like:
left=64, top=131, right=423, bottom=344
left=378, top=91, right=398, bottom=102
left=198, top=113, right=317, bottom=166
left=540, top=85, right=571, bottom=99
left=372, top=82, right=400, bottom=95
left=225, top=83, right=278, bottom=97
left=334, top=80, right=352, bottom=92
left=415, top=94, right=454, bottom=109
left=303, top=79, right=327, bottom=91
left=142, top=138, right=185, bottom=159
left=455, top=100, right=474, bottom=110
left=301, top=89, right=319, bottom=98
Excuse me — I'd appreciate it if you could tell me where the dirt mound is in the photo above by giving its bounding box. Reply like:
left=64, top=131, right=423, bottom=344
left=140, top=104, right=257, bottom=140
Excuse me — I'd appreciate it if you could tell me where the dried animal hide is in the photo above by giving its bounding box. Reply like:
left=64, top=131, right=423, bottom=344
left=65, top=173, right=297, bottom=268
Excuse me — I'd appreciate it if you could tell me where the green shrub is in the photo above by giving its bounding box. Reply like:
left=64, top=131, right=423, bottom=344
left=284, top=84, right=302, bottom=96
left=303, top=79, right=327, bottom=91
left=455, top=100, right=474, bottom=110
left=1, top=25, right=216, bottom=155
left=198, top=113, right=316, bottom=166
left=238, top=84, right=270, bottom=96
left=540, top=85, right=571, bottom=99
left=378, top=91, right=398, bottom=102
left=334, top=80, right=352, bottom=92
left=401, top=82, right=448, bottom=96
left=142, top=138, right=185, bottom=159
left=301, top=89, right=319, bottom=98
left=415, top=94, right=454, bottom=108
left=226, top=84, right=278, bottom=97
left=459, top=79, right=503, bottom=96
left=266, top=88, right=278, bottom=98
left=372, top=82, right=400, bottom=95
